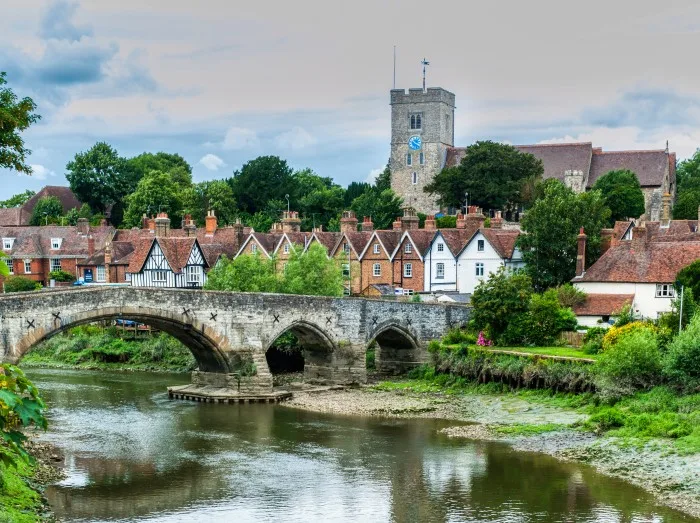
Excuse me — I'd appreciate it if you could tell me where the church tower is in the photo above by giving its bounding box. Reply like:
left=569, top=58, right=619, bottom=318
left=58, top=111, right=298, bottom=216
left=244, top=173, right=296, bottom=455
left=389, top=87, right=455, bottom=213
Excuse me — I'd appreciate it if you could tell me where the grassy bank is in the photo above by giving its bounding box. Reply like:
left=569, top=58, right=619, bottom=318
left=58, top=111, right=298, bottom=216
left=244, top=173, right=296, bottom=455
left=0, top=450, right=46, bottom=523
left=21, top=325, right=196, bottom=373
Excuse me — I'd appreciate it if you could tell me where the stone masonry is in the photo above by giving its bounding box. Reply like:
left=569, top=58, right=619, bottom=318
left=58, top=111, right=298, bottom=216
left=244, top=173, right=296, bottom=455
left=0, top=287, right=469, bottom=392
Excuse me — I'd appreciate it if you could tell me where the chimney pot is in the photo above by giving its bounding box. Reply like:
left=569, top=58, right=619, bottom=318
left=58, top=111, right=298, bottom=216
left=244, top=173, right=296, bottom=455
left=340, top=210, right=359, bottom=234
left=281, top=210, right=301, bottom=233
left=205, top=209, right=218, bottom=235
left=424, top=215, right=436, bottom=230
left=361, top=216, right=374, bottom=232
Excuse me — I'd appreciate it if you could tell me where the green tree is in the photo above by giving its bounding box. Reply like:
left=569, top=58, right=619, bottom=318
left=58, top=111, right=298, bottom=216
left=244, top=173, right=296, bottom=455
left=204, top=254, right=280, bottom=292
left=228, top=156, right=295, bottom=214
left=0, top=72, right=40, bottom=174
left=592, top=169, right=645, bottom=223
left=0, top=189, right=34, bottom=208
left=663, top=313, right=700, bottom=392
left=182, top=180, right=237, bottom=225
left=424, top=141, right=543, bottom=210
left=676, top=260, right=700, bottom=302
left=344, top=181, right=371, bottom=206
left=518, top=179, right=611, bottom=290
left=281, top=243, right=344, bottom=296
left=350, top=188, right=403, bottom=230
left=123, top=171, right=183, bottom=228
left=64, top=202, right=93, bottom=226
left=66, top=142, right=138, bottom=222
left=673, top=189, right=700, bottom=220
left=29, top=196, right=63, bottom=225
left=128, top=152, right=192, bottom=188
left=299, top=186, right=345, bottom=231
left=374, top=163, right=391, bottom=192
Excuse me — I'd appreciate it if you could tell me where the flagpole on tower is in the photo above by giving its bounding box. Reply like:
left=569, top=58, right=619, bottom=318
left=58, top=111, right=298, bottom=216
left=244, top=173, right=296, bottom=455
left=393, top=46, right=396, bottom=89
left=421, top=58, right=430, bottom=92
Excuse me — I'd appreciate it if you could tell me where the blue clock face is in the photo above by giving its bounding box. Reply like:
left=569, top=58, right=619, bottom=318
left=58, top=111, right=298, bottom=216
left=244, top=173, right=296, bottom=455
left=408, top=135, right=422, bottom=150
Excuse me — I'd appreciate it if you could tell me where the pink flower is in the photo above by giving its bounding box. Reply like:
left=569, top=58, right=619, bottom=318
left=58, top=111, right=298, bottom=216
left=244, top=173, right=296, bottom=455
left=476, top=331, right=493, bottom=346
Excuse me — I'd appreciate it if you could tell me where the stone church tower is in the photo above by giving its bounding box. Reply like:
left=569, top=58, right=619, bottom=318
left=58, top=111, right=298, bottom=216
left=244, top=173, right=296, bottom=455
left=389, top=87, right=456, bottom=213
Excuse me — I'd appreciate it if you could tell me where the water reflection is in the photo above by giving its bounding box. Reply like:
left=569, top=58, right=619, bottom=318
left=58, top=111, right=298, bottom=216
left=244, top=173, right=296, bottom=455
left=26, top=369, right=695, bottom=523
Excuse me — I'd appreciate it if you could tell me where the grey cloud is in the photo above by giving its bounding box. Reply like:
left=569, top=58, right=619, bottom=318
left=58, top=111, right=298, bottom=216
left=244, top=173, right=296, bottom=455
left=582, top=90, right=700, bottom=128
left=39, top=0, right=93, bottom=42
left=35, top=40, right=118, bottom=85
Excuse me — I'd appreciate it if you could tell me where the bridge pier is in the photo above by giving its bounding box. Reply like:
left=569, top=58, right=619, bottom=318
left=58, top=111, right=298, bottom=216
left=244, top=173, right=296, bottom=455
left=190, top=371, right=273, bottom=395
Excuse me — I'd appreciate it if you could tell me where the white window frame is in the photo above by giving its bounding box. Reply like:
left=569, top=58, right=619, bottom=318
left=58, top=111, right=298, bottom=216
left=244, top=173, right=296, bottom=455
left=655, top=284, right=675, bottom=298
left=437, top=243, right=444, bottom=252
left=24, top=260, right=31, bottom=274
left=373, top=244, right=380, bottom=254
left=50, top=258, right=61, bottom=272
left=2, top=238, right=14, bottom=250
left=125, top=272, right=132, bottom=282
left=153, top=270, right=167, bottom=283
left=403, top=263, right=412, bottom=278
left=419, top=152, right=425, bottom=165
left=412, top=172, right=418, bottom=185
left=3, top=259, right=13, bottom=275
left=404, top=243, right=412, bottom=254
left=343, top=243, right=350, bottom=254
left=251, top=243, right=257, bottom=254
left=342, top=263, right=350, bottom=278
left=373, top=263, right=381, bottom=277
left=283, top=243, right=290, bottom=254
left=51, top=238, right=62, bottom=250
left=406, top=153, right=412, bottom=166
left=476, top=262, right=484, bottom=277
left=477, top=239, right=485, bottom=252
left=436, top=263, right=445, bottom=279
left=96, top=265, right=106, bottom=282
left=187, top=265, right=201, bottom=284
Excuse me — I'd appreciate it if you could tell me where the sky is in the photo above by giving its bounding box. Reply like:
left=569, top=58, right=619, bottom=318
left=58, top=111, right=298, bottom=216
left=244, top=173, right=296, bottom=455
left=2, top=0, right=700, bottom=200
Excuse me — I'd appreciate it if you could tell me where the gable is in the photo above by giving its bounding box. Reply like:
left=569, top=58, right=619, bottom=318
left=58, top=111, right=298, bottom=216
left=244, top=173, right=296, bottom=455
left=187, top=241, right=206, bottom=266
left=144, top=241, right=172, bottom=271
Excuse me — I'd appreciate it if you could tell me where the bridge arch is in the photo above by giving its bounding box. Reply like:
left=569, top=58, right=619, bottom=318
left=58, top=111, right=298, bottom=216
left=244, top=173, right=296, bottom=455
left=368, top=322, right=421, bottom=375
left=11, top=306, right=235, bottom=373
left=264, top=320, right=336, bottom=381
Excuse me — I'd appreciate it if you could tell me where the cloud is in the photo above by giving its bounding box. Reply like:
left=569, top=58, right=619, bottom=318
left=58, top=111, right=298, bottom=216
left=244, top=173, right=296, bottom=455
left=273, top=126, right=317, bottom=151
left=222, top=127, right=259, bottom=150
left=35, top=39, right=118, bottom=86
left=365, top=167, right=383, bottom=184
left=29, top=164, right=55, bottom=180
left=198, top=153, right=225, bottom=171
left=39, top=0, right=93, bottom=42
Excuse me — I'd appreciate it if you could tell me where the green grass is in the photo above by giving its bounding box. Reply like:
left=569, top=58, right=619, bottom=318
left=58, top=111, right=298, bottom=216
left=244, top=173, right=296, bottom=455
left=486, top=346, right=598, bottom=360
left=492, top=423, right=567, bottom=436
left=0, top=454, right=44, bottom=523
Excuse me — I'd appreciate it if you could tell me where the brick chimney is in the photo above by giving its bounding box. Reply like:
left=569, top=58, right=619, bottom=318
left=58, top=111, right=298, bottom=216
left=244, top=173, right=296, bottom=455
left=155, top=213, right=170, bottom=237
left=631, top=225, right=648, bottom=248
left=147, top=217, right=156, bottom=232
left=424, top=215, right=436, bottom=230
left=313, top=225, right=323, bottom=233
left=104, top=239, right=112, bottom=283
left=491, top=211, right=503, bottom=229
left=392, top=217, right=402, bottom=231
left=465, top=206, right=485, bottom=228
left=182, top=214, right=196, bottom=237
left=400, top=207, right=419, bottom=231
left=87, top=235, right=95, bottom=257
left=281, top=211, right=301, bottom=233
left=361, top=216, right=374, bottom=232
left=142, top=214, right=149, bottom=230
left=231, top=217, right=244, bottom=234
left=205, top=209, right=217, bottom=236
left=575, top=227, right=587, bottom=277
left=270, top=222, right=283, bottom=233
left=661, top=192, right=672, bottom=226
left=600, top=228, right=614, bottom=255
left=76, top=218, right=89, bottom=235
left=340, top=210, right=358, bottom=234
left=456, top=212, right=466, bottom=229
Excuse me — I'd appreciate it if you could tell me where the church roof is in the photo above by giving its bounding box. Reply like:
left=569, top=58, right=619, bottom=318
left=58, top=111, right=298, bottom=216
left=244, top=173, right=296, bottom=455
left=589, top=149, right=674, bottom=188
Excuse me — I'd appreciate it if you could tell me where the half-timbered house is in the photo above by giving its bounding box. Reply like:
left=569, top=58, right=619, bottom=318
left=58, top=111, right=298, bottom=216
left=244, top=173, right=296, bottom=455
left=127, top=237, right=208, bottom=288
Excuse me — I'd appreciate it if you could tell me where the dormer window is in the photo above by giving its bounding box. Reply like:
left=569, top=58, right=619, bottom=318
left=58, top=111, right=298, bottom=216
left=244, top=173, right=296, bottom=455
left=51, top=238, right=62, bottom=250
left=373, top=244, right=380, bottom=254
left=404, top=243, right=412, bottom=254
left=283, top=243, right=290, bottom=254
left=251, top=243, right=257, bottom=254
left=2, top=238, right=14, bottom=250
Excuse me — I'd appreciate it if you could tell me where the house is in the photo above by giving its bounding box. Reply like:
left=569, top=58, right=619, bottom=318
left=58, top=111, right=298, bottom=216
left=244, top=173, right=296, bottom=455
left=330, top=212, right=373, bottom=295
left=573, top=294, right=634, bottom=327
left=391, top=225, right=435, bottom=294
left=127, top=234, right=208, bottom=288
left=273, top=231, right=312, bottom=273
left=359, top=229, right=401, bottom=296
left=0, top=186, right=83, bottom=226
left=78, top=238, right=135, bottom=284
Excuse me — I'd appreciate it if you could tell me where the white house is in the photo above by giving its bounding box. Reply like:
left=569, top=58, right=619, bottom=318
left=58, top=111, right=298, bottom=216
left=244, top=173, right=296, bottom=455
left=127, top=237, right=208, bottom=288
left=456, top=229, right=524, bottom=294
left=423, top=229, right=474, bottom=292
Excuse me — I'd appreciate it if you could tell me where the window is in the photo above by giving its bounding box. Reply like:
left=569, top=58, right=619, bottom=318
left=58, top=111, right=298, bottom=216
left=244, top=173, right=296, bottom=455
left=153, top=270, right=167, bottom=282
left=24, top=260, right=31, bottom=274
left=406, top=153, right=412, bottom=166
left=343, top=243, right=350, bottom=254
left=187, top=265, right=200, bottom=284
left=477, top=239, right=485, bottom=252
left=251, top=243, right=257, bottom=254
left=437, top=243, right=444, bottom=252
left=373, top=263, right=381, bottom=277
left=404, top=263, right=412, bottom=277
left=409, top=113, right=422, bottom=130
left=125, top=272, right=131, bottom=282
left=436, top=263, right=445, bottom=279
left=3, top=259, right=12, bottom=275
left=2, top=238, right=14, bottom=250
left=656, top=284, right=675, bottom=298
left=419, top=152, right=424, bottom=165
left=282, top=262, right=288, bottom=273
left=412, top=172, right=418, bottom=185
left=51, top=238, right=62, bottom=250
left=283, top=243, right=290, bottom=254
left=50, top=259, right=61, bottom=272
left=476, top=263, right=484, bottom=277
left=373, top=243, right=380, bottom=254
left=96, top=265, right=106, bottom=282
left=342, top=263, right=350, bottom=278
left=404, top=243, right=412, bottom=254
left=343, top=287, right=351, bottom=296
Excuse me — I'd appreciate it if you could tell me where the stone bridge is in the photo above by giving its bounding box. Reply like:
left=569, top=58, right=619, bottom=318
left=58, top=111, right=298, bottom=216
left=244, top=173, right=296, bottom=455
left=0, top=287, right=470, bottom=393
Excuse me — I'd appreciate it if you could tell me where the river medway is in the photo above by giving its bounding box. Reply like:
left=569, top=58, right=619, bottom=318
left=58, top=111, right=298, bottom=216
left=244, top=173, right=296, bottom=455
left=26, top=368, right=698, bottom=522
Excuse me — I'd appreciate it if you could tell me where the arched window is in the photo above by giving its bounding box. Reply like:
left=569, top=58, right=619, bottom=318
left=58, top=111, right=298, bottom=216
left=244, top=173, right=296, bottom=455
left=406, top=153, right=412, bottom=166
left=419, top=152, right=424, bottom=165
left=409, top=113, right=422, bottom=130
left=412, top=172, right=418, bottom=185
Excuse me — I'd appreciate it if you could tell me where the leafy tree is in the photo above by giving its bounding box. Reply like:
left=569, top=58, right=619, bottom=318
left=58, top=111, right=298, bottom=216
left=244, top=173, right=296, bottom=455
left=281, top=243, right=344, bottom=296
left=0, top=72, right=40, bottom=174
left=0, top=190, right=34, bottom=208
left=518, top=179, right=611, bottom=290
left=592, top=169, right=645, bottom=223
left=29, top=196, right=63, bottom=225
left=374, top=163, right=391, bottom=192
left=128, top=152, right=192, bottom=188
left=64, top=203, right=92, bottom=225
left=676, top=260, right=700, bottom=302
left=299, top=186, right=345, bottom=231
left=229, top=156, right=295, bottom=214
left=182, top=180, right=237, bottom=225
left=204, top=254, right=280, bottom=293
left=345, top=181, right=371, bottom=206
left=673, top=189, right=700, bottom=220
left=4, top=276, right=41, bottom=293
left=663, top=313, right=700, bottom=392
left=556, top=283, right=587, bottom=308
left=0, top=252, right=9, bottom=278
left=66, top=142, right=137, bottom=222
left=424, top=141, right=543, bottom=210
left=122, top=170, right=183, bottom=228
left=596, top=329, right=662, bottom=397
left=350, top=188, right=403, bottom=230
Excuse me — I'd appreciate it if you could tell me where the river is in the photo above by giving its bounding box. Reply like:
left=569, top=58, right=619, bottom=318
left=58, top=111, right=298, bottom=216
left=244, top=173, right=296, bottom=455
left=26, top=368, right=696, bottom=523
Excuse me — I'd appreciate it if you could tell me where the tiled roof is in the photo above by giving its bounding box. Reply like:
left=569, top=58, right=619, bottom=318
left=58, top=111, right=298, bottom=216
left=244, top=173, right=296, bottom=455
left=403, top=230, right=436, bottom=257
left=310, top=231, right=342, bottom=252
left=515, top=143, right=593, bottom=182
left=127, top=237, right=204, bottom=274
left=22, top=186, right=82, bottom=224
left=332, top=232, right=372, bottom=257
left=589, top=150, right=670, bottom=188
left=438, top=228, right=478, bottom=256
left=127, top=238, right=155, bottom=273
left=0, top=208, right=22, bottom=226
left=479, top=229, right=521, bottom=259
left=374, top=231, right=402, bottom=258
left=0, top=225, right=113, bottom=259
left=275, top=232, right=311, bottom=254
left=574, top=294, right=634, bottom=316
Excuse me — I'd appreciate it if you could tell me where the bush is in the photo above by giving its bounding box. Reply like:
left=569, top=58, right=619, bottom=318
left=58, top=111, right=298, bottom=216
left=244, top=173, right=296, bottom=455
left=582, top=327, right=606, bottom=354
left=442, top=328, right=476, bottom=346
left=663, top=314, right=700, bottom=392
left=501, top=289, right=577, bottom=346
left=613, top=304, right=635, bottom=327
left=48, top=270, right=75, bottom=282
left=596, top=329, right=662, bottom=398
left=602, top=321, right=657, bottom=351
left=3, top=276, right=41, bottom=293
left=556, top=284, right=587, bottom=309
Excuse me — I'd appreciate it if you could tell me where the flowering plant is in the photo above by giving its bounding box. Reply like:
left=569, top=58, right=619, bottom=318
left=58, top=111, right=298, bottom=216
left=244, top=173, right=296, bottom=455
left=476, top=331, right=493, bottom=346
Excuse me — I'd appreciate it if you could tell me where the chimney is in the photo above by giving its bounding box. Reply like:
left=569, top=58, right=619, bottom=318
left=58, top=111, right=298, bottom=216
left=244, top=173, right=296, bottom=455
left=104, top=239, right=112, bottom=284
left=155, top=212, right=170, bottom=238
left=270, top=222, right=283, bottom=233
left=87, top=235, right=95, bottom=257
left=361, top=216, right=374, bottom=232
left=231, top=217, right=244, bottom=234
left=392, top=217, right=402, bottom=231
left=340, top=210, right=358, bottom=234
left=631, top=225, right=648, bottom=248
left=313, top=225, right=323, bottom=233
left=661, top=192, right=672, bottom=226
left=147, top=217, right=156, bottom=232
left=76, top=218, right=89, bottom=235
left=600, top=228, right=614, bottom=255
left=456, top=212, right=466, bottom=229
left=400, top=207, right=419, bottom=231
left=182, top=214, right=196, bottom=237
left=424, top=215, right=436, bottom=230
left=142, top=214, right=149, bottom=230
left=491, top=211, right=503, bottom=229
left=575, top=227, right=587, bottom=277
left=205, top=209, right=217, bottom=236
left=281, top=211, right=301, bottom=233
left=465, top=207, right=485, bottom=228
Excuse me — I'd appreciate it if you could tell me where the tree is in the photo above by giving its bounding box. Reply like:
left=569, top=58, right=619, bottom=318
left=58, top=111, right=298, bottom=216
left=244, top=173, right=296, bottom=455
left=64, top=203, right=92, bottom=226
left=182, top=180, right=237, bottom=225
left=128, top=152, right=192, bottom=188
left=673, top=189, right=700, bottom=220
left=281, top=243, right=344, bottom=296
left=374, top=163, right=391, bottom=192
left=0, top=190, right=34, bottom=208
left=344, top=181, right=371, bottom=206
left=298, top=186, right=345, bottom=231
left=29, top=196, right=63, bottom=225
left=518, top=179, right=611, bottom=290
left=592, top=169, right=645, bottom=223
left=65, top=142, right=137, bottom=221
left=676, top=260, right=700, bottom=302
left=204, top=254, right=280, bottom=293
left=424, top=141, right=543, bottom=210
left=228, top=156, right=295, bottom=214
left=122, top=170, right=183, bottom=228
left=350, top=188, right=403, bottom=230
left=0, top=72, right=40, bottom=174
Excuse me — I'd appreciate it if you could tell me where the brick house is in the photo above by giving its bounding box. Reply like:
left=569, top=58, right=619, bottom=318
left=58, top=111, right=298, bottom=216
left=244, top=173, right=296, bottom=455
left=0, top=186, right=83, bottom=227
left=359, top=230, right=401, bottom=296
left=391, top=227, right=435, bottom=294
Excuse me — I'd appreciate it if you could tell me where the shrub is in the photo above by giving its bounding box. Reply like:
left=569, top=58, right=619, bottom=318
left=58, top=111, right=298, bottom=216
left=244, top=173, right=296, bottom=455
left=663, top=313, right=700, bottom=392
left=526, top=289, right=577, bottom=345
left=586, top=407, right=625, bottom=432
left=602, top=321, right=657, bottom=351
left=581, top=327, right=606, bottom=354
left=48, top=270, right=75, bottom=282
left=3, top=276, right=41, bottom=293
left=556, top=284, right=587, bottom=309
left=442, top=328, right=476, bottom=346
left=613, top=304, right=635, bottom=327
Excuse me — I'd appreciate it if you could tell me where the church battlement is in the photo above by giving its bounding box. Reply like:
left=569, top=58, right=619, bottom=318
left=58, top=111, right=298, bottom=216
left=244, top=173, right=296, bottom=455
left=390, top=87, right=455, bottom=106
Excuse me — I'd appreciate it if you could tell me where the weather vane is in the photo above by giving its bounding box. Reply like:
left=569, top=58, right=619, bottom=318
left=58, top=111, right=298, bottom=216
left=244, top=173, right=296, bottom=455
left=421, top=58, right=430, bottom=92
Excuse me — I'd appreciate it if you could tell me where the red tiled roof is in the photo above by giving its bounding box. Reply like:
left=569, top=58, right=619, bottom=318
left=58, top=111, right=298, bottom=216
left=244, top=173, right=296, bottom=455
left=22, top=186, right=82, bottom=224
left=310, top=231, right=342, bottom=252
left=476, top=229, right=521, bottom=259
left=438, top=228, right=478, bottom=256
left=402, top=230, right=436, bottom=257
left=0, top=225, right=114, bottom=259
left=331, top=232, right=372, bottom=257
left=574, top=294, right=634, bottom=316
left=0, top=208, right=21, bottom=226
left=589, top=150, right=670, bottom=188
left=126, top=238, right=155, bottom=273
left=127, top=237, right=205, bottom=274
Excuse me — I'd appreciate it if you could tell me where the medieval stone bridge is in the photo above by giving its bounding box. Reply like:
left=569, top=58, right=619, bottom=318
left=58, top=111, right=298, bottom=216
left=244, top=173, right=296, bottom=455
left=0, top=287, right=469, bottom=392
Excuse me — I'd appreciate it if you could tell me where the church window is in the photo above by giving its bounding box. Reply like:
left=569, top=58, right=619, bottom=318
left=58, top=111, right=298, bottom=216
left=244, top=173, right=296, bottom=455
left=409, top=113, right=422, bottom=130
left=406, top=153, right=412, bottom=166
left=412, top=172, right=418, bottom=185
left=419, top=152, right=424, bottom=165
